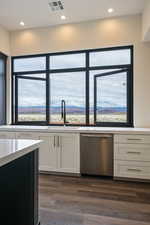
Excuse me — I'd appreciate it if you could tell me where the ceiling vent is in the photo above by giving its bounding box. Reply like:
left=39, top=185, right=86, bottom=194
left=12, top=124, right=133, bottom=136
left=48, top=0, right=64, bottom=12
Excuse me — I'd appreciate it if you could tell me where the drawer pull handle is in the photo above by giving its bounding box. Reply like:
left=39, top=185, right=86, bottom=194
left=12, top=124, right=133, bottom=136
left=127, top=168, right=142, bottom=172
left=127, top=139, right=142, bottom=141
left=57, top=136, right=59, bottom=148
left=54, top=136, right=56, bottom=148
left=127, top=151, right=141, bottom=154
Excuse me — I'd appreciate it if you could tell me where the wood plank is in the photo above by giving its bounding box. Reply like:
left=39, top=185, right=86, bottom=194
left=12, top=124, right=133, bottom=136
left=39, top=174, right=150, bottom=225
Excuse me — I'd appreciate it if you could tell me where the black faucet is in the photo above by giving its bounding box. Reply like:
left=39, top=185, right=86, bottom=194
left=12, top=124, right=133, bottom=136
left=61, top=100, right=67, bottom=125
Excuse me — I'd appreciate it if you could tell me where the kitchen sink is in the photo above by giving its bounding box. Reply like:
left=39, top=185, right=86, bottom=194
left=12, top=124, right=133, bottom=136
left=48, top=126, right=80, bottom=130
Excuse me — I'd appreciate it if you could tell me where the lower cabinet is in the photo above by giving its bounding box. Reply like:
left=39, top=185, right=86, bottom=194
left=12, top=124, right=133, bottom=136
left=115, top=160, right=150, bottom=180
left=39, top=133, right=80, bottom=174
left=114, top=134, right=150, bottom=181
left=0, top=132, right=16, bottom=139
left=38, top=134, right=57, bottom=172
left=57, top=133, right=80, bottom=173
left=14, top=131, right=80, bottom=174
left=16, top=132, right=38, bottom=140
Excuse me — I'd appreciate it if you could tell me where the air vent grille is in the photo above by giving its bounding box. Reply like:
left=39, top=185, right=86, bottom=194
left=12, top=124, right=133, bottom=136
left=48, top=0, right=64, bottom=11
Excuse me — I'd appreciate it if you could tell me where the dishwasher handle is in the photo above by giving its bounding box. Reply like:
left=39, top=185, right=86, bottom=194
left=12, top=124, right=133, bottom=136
left=81, top=134, right=112, bottom=138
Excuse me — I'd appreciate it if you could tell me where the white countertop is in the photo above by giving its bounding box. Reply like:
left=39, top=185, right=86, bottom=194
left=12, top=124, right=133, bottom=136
left=0, top=139, right=41, bottom=167
left=0, top=125, right=150, bottom=135
left=0, top=125, right=150, bottom=134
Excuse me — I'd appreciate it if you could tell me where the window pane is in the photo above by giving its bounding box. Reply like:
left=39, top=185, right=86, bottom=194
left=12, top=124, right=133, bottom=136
left=90, top=49, right=131, bottom=67
left=49, top=72, right=86, bottom=124
left=50, top=53, right=86, bottom=69
left=95, top=72, right=127, bottom=123
left=89, top=69, right=119, bottom=124
left=17, top=78, right=46, bottom=121
left=14, top=57, right=46, bottom=72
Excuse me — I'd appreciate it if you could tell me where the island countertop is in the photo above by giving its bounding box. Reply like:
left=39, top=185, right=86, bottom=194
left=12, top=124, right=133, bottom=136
left=0, top=139, right=41, bottom=167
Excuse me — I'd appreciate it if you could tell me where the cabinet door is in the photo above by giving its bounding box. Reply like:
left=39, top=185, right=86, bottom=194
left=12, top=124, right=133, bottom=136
left=114, top=160, right=150, bottom=180
left=39, top=134, right=58, bottom=172
left=58, top=134, right=80, bottom=173
left=0, top=132, right=16, bottom=139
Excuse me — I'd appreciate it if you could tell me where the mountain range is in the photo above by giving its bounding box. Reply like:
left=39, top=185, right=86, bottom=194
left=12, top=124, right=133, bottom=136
left=18, top=106, right=126, bottom=114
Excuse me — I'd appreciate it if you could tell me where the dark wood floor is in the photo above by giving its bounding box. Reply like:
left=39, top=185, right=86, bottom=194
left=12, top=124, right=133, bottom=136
left=39, top=174, right=150, bottom=225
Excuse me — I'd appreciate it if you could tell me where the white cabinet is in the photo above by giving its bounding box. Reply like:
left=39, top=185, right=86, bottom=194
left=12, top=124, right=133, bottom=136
left=0, top=132, right=16, bottom=139
left=114, top=134, right=150, bottom=144
left=114, top=144, right=150, bottom=162
left=39, top=133, right=80, bottom=174
left=16, top=131, right=80, bottom=174
left=38, top=134, right=57, bottom=172
left=114, top=134, right=150, bottom=180
left=16, top=132, right=38, bottom=140
left=115, top=161, right=150, bottom=180
left=57, top=133, right=80, bottom=173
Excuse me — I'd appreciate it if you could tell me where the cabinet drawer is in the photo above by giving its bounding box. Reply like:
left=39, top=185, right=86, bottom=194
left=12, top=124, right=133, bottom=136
left=114, top=161, right=150, bottom=179
left=114, top=144, right=150, bottom=161
left=114, top=135, right=150, bottom=144
left=0, top=132, right=16, bottom=139
left=16, top=132, right=38, bottom=140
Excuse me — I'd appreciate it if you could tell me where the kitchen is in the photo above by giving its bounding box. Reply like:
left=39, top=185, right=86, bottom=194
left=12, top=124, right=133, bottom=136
left=0, top=0, right=150, bottom=225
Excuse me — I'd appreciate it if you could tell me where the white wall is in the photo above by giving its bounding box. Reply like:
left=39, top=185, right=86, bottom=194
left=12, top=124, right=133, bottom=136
left=142, top=0, right=150, bottom=41
left=10, top=15, right=142, bottom=56
left=10, top=15, right=150, bottom=128
left=0, top=25, right=10, bottom=55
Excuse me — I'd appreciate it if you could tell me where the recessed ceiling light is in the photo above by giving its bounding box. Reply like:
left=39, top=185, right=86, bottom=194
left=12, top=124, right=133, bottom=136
left=108, top=8, right=114, bottom=13
left=61, top=15, right=66, bottom=20
left=20, top=21, right=25, bottom=26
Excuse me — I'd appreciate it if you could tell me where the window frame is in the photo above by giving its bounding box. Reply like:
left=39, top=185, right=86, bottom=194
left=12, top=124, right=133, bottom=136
left=94, top=68, right=132, bottom=127
left=49, top=71, right=87, bottom=125
left=12, top=45, right=133, bottom=127
left=15, top=75, right=47, bottom=125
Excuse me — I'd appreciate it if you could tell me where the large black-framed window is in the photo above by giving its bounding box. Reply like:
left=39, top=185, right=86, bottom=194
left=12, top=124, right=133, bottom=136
left=12, top=45, right=133, bottom=127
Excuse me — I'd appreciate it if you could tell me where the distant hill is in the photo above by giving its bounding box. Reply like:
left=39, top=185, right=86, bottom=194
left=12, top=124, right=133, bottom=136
left=97, top=107, right=126, bottom=113
left=18, top=106, right=126, bottom=114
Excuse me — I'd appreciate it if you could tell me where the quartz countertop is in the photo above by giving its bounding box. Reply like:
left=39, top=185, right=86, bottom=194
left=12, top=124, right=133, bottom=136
left=0, top=125, right=150, bottom=134
left=0, top=139, right=41, bottom=167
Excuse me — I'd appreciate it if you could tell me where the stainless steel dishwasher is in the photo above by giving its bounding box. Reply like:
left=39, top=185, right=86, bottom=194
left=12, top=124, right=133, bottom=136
left=80, top=134, right=113, bottom=176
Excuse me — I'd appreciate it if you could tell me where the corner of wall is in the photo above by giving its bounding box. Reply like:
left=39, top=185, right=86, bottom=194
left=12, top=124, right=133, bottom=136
left=142, top=0, right=150, bottom=42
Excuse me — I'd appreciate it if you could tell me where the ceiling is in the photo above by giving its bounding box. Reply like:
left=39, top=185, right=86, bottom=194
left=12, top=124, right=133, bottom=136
left=0, top=0, right=147, bottom=31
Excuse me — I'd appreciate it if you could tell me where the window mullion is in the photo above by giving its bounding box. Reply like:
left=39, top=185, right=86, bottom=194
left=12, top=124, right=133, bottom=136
left=15, top=76, right=18, bottom=124
left=46, top=55, right=50, bottom=125
left=86, top=52, right=90, bottom=125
